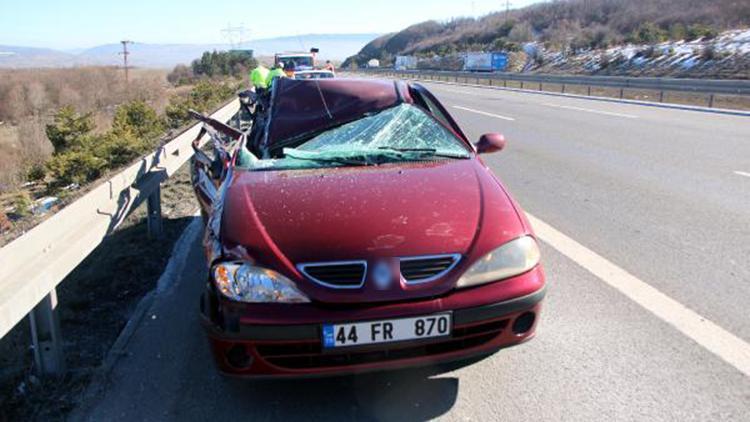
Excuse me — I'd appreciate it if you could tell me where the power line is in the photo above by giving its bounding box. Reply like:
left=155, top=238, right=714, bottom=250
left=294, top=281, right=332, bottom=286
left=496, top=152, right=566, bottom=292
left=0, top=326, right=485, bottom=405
left=221, top=23, right=250, bottom=50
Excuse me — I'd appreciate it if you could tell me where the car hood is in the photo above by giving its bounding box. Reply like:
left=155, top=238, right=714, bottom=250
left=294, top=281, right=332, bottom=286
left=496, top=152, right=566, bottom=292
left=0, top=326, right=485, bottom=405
left=220, top=158, right=525, bottom=302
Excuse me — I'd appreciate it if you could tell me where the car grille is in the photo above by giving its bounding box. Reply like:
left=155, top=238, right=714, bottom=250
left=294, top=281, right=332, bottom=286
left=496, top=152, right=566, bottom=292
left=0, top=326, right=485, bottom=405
left=399, top=254, right=461, bottom=283
left=256, top=318, right=508, bottom=370
left=298, top=261, right=367, bottom=289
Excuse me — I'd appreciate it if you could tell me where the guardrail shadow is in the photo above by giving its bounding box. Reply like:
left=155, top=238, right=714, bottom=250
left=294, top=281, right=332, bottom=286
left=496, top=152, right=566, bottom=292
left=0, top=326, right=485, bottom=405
left=101, top=147, right=170, bottom=236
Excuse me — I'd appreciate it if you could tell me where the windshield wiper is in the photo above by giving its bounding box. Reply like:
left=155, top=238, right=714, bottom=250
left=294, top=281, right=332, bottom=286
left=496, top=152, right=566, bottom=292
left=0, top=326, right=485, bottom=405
left=289, top=155, right=373, bottom=166
left=377, top=146, right=469, bottom=159
left=283, top=149, right=374, bottom=166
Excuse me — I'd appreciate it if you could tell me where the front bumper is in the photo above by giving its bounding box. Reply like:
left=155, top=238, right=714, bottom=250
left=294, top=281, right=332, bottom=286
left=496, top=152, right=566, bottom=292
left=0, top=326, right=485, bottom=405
left=200, top=267, right=546, bottom=377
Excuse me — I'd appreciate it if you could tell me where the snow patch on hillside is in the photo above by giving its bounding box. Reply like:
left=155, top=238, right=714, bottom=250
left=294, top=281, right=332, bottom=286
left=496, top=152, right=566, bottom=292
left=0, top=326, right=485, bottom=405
left=531, top=29, right=750, bottom=78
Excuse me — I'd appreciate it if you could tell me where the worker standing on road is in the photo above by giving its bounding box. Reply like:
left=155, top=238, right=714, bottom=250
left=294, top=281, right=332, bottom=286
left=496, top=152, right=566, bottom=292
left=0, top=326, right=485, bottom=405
left=265, top=62, right=286, bottom=87
left=249, top=63, right=269, bottom=91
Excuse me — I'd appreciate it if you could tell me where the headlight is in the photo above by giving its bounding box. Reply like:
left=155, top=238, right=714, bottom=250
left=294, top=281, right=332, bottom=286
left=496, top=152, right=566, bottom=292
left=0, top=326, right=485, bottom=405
left=213, top=262, right=310, bottom=303
left=457, top=236, right=540, bottom=288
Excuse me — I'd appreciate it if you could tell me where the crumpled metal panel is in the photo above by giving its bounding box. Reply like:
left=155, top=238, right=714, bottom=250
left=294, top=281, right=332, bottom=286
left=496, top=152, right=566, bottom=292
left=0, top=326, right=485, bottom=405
left=265, top=78, right=412, bottom=149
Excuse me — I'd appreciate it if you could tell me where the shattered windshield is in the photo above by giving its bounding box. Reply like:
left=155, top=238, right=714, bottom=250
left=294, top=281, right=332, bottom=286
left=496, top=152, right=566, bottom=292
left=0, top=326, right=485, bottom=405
left=241, top=103, right=470, bottom=171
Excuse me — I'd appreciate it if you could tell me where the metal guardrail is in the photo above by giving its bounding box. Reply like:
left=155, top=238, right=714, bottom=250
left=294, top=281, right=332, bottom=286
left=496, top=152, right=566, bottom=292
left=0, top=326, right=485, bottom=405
left=0, top=99, right=240, bottom=375
left=361, top=69, right=750, bottom=107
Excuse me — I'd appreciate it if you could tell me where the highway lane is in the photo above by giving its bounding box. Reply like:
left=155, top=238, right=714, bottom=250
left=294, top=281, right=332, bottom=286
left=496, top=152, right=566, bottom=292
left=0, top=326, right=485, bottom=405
left=421, top=81, right=750, bottom=344
left=73, top=84, right=750, bottom=420
left=74, top=219, right=750, bottom=421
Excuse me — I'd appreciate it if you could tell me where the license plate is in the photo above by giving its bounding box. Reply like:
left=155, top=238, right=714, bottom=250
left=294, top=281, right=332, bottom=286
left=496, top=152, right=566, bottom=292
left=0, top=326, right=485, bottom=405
left=322, top=313, right=452, bottom=348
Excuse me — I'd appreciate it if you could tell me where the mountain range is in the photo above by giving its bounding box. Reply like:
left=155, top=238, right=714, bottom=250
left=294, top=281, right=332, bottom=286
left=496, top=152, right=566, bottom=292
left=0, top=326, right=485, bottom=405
left=0, top=33, right=379, bottom=68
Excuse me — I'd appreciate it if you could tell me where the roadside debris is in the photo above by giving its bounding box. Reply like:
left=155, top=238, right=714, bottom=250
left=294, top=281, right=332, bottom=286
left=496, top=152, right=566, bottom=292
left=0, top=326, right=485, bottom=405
left=32, top=196, right=59, bottom=215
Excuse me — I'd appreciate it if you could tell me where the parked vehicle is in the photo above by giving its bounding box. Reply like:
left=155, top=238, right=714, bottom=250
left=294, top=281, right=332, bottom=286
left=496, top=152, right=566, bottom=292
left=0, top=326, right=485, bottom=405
left=367, top=59, right=380, bottom=68
left=294, top=70, right=335, bottom=79
left=190, top=78, right=546, bottom=377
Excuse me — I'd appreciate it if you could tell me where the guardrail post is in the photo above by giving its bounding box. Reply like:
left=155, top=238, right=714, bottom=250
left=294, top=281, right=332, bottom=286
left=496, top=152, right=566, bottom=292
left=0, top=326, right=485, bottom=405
left=489, top=78, right=493, bottom=86
left=146, top=185, right=163, bottom=239
left=29, top=289, right=65, bottom=376
left=619, top=88, right=624, bottom=99
left=659, top=91, right=664, bottom=102
left=503, top=79, right=507, bottom=88
left=539, top=82, right=543, bottom=91
left=708, top=94, right=715, bottom=108
left=520, top=81, right=524, bottom=90
left=587, top=86, right=592, bottom=96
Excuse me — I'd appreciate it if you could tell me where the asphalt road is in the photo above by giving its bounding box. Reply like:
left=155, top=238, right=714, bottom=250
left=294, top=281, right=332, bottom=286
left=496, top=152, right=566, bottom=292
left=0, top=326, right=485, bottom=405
left=74, top=82, right=750, bottom=421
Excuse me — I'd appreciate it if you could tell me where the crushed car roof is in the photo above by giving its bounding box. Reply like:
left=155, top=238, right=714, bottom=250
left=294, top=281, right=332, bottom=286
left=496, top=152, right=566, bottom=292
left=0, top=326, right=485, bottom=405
left=265, top=78, right=414, bottom=148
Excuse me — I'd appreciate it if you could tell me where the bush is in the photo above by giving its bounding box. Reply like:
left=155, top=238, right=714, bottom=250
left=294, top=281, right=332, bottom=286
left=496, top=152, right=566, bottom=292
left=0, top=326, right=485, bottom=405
left=629, top=22, right=667, bottom=44
left=167, top=64, right=194, bottom=86
left=45, top=106, right=95, bottom=154
left=40, top=77, right=239, bottom=190
left=12, top=192, right=33, bottom=217
left=46, top=147, right=106, bottom=186
left=165, top=80, right=237, bottom=129
left=508, top=22, right=533, bottom=43
left=112, top=100, right=164, bottom=141
left=44, top=100, right=165, bottom=188
left=701, top=45, right=718, bottom=61
left=93, top=130, right=152, bottom=168
left=190, top=50, right=257, bottom=79
left=668, top=23, right=687, bottom=41
left=687, top=24, right=719, bottom=41
left=165, top=99, right=192, bottom=129
left=26, top=164, right=46, bottom=182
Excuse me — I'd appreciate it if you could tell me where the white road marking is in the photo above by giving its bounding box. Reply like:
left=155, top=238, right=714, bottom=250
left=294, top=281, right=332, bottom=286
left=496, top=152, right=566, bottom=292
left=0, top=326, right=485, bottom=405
left=542, top=102, right=638, bottom=119
left=452, top=105, right=515, bottom=121
left=437, top=87, right=475, bottom=95
left=734, top=170, right=750, bottom=178
left=526, top=212, right=750, bottom=377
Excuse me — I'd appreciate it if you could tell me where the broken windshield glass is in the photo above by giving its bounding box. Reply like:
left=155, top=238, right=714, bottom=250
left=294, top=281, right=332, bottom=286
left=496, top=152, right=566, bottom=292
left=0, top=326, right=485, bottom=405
left=240, top=103, right=470, bottom=171
left=295, top=103, right=468, bottom=153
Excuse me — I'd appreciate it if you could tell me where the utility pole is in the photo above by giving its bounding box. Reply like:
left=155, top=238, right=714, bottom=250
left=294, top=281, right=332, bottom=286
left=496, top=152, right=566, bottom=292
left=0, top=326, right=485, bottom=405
left=505, top=0, right=511, bottom=23
left=119, top=40, right=133, bottom=87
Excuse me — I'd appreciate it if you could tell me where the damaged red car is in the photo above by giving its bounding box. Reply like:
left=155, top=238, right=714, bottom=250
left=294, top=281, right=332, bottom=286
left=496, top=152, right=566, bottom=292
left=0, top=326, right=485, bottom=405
left=191, top=77, right=546, bottom=377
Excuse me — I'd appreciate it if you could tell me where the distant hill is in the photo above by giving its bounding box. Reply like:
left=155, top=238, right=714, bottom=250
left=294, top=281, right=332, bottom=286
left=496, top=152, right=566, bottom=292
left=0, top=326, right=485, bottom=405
left=0, top=33, right=379, bottom=68
left=0, top=46, right=74, bottom=67
left=343, top=0, right=750, bottom=68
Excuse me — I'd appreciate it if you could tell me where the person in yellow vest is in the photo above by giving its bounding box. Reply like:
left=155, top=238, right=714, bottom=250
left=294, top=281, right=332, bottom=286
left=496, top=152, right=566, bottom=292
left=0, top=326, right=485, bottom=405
left=265, top=62, right=286, bottom=87
left=249, top=64, right=269, bottom=91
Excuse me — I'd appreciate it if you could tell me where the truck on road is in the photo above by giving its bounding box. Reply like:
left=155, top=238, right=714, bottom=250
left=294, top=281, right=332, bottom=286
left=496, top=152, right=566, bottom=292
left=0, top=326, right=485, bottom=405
left=275, top=48, right=319, bottom=71
left=394, top=55, right=418, bottom=70
left=464, top=52, right=508, bottom=72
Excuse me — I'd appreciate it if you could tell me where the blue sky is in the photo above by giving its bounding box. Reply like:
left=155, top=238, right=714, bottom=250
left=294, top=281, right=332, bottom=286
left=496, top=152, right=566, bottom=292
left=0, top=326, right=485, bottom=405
left=0, top=0, right=544, bottom=49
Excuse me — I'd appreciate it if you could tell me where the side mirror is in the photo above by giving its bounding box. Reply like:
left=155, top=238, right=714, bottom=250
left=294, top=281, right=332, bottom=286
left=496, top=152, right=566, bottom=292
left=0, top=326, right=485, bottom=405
left=475, top=133, right=506, bottom=154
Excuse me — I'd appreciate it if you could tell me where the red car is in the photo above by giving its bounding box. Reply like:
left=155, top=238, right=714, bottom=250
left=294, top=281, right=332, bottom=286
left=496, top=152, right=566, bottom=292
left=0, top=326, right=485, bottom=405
left=191, top=78, right=546, bottom=377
